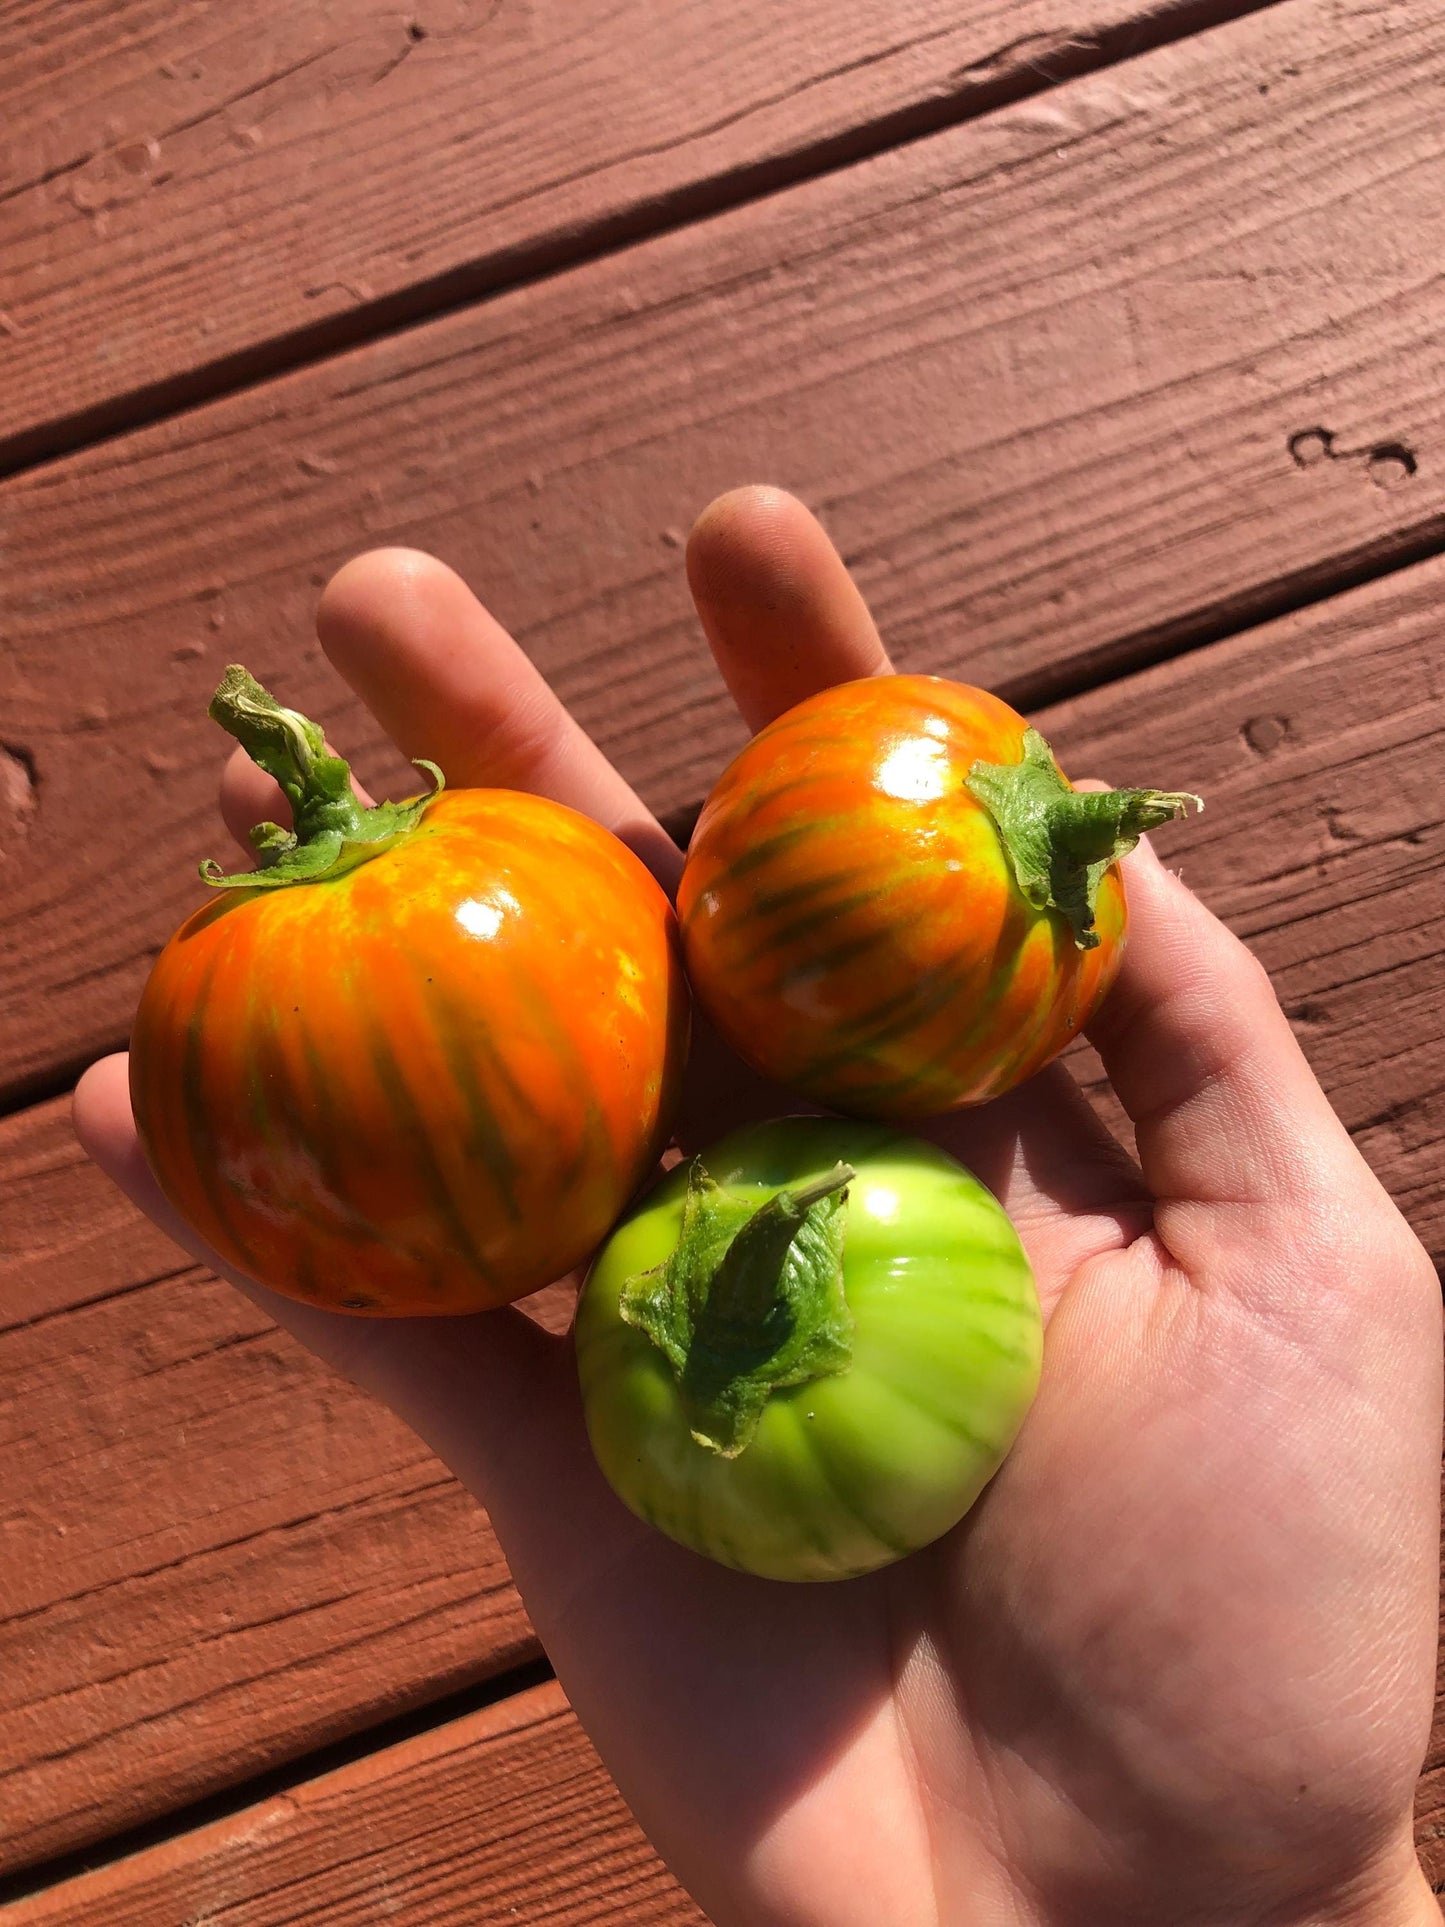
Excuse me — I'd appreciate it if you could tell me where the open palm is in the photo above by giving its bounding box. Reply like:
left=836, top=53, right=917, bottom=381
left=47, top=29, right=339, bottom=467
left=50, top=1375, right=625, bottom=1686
left=75, top=489, right=1441, bottom=1926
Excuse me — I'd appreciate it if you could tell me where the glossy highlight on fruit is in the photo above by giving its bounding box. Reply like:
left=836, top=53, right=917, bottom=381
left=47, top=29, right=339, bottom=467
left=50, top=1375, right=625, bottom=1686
left=575, top=1117, right=1042, bottom=1582
left=131, top=669, right=689, bottom=1316
left=678, top=674, right=1197, bottom=1118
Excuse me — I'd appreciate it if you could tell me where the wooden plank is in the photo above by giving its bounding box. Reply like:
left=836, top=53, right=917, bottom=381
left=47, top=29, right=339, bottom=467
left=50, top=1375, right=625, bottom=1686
left=1, top=548, right=1440, bottom=1878
left=0, top=0, right=1242, bottom=469
left=3, top=0, right=1445, bottom=1099
left=0, top=1096, right=536, bottom=1876
left=0, top=1678, right=707, bottom=1925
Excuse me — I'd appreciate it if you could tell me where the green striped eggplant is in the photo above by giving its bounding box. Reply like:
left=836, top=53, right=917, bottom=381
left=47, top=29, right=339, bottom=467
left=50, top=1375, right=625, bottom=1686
left=130, top=668, right=689, bottom=1316
left=677, top=674, right=1198, bottom=1117
left=574, top=1118, right=1041, bottom=1581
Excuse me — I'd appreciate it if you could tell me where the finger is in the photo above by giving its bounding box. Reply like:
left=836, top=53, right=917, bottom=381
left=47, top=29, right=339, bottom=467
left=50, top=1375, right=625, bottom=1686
left=219, top=744, right=376, bottom=856
left=1087, top=835, right=1367, bottom=1222
left=926, top=1066, right=1150, bottom=1300
left=969, top=1071, right=1144, bottom=1217
left=686, top=487, right=891, bottom=731
left=316, top=548, right=680, bottom=887
left=220, top=745, right=286, bottom=851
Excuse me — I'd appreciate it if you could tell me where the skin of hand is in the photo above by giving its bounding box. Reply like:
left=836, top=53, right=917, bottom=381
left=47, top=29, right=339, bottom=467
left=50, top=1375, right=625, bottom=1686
left=74, top=488, right=1442, bottom=1927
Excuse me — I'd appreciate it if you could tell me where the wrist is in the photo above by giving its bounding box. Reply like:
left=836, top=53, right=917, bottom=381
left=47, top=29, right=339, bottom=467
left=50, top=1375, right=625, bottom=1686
left=1293, top=1857, right=1439, bottom=1927
left=1368, top=1863, right=1440, bottom=1927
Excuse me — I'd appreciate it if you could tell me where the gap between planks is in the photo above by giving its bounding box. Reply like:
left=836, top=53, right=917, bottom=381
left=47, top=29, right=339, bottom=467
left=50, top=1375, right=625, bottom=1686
left=0, top=0, right=1287, bottom=483
left=0, top=1657, right=556, bottom=1913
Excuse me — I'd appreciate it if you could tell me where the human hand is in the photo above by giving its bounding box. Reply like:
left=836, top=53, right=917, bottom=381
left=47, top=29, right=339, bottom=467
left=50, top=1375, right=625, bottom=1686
left=75, top=489, right=1442, bottom=1926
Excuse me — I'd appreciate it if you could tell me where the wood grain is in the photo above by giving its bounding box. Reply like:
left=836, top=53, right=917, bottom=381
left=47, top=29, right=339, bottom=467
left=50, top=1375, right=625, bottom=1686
left=4, top=0, right=1445, bottom=1102
left=0, top=0, right=1249, bottom=469
left=0, top=1097, right=535, bottom=1876
left=0, top=1678, right=708, bottom=1925
left=1, top=545, right=1439, bottom=1878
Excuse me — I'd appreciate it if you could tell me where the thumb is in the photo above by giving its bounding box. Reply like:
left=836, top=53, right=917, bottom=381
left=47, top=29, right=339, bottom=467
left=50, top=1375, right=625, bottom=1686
left=1086, top=834, right=1372, bottom=1229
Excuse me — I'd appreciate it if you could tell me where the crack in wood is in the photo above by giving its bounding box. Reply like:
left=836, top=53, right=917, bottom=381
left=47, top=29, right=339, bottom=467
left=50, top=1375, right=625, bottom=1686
left=0, top=1264, right=201, bottom=1342
left=0, top=1474, right=464, bottom=1640
left=1288, top=424, right=1419, bottom=489
left=7, top=1567, right=507, bottom=1742
left=0, top=45, right=338, bottom=219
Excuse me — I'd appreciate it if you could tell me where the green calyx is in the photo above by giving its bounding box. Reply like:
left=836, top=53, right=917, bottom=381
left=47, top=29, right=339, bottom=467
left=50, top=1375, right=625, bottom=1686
left=200, top=665, right=444, bottom=889
left=965, top=727, right=1201, bottom=949
left=621, top=1159, right=857, bottom=1458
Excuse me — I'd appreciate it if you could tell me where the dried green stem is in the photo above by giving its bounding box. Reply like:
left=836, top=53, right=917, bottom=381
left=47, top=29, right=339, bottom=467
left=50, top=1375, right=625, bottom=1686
left=620, top=1160, right=857, bottom=1457
left=201, top=665, right=442, bottom=889
left=966, top=727, right=1201, bottom=948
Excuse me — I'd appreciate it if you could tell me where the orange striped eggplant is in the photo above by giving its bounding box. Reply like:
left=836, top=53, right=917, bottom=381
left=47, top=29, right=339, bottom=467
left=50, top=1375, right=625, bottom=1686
left=131, top=668, right=689, bottom=1315
left=677, top=675, right=1196, bottom=1118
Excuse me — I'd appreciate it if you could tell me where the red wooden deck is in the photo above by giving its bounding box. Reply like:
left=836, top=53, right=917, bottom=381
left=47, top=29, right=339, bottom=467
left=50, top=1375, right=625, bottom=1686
left=1, top=0, right=1441, bottom=1916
